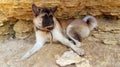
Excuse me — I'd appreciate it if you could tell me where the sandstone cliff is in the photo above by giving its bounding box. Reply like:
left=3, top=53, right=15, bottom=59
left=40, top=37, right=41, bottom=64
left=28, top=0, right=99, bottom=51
left=0, top=0, right=120, bottom=40
left=0, top=0, right=120, bottom=21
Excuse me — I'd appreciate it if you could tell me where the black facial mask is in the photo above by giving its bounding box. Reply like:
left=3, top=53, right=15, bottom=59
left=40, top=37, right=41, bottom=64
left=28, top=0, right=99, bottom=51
left=42, top=14, right=54, bottom=30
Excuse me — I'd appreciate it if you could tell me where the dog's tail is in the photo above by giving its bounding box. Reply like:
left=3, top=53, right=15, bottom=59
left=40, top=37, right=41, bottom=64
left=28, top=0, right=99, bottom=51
left=83, top=16, right=97, bottom=30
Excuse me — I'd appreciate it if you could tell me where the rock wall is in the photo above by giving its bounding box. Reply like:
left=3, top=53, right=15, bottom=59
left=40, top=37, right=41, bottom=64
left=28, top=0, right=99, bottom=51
left=0, top=0, right=120, bottom=20
left=0, top=0, right=120, bottom=41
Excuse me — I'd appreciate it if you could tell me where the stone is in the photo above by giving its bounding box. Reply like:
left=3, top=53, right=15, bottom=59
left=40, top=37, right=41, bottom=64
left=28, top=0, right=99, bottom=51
left=15, top=32, right=30, bottom=39
left=13, top=20, right=32, bottom=33
left=13, top=20, right=32, bottom=39
left=56, top=50, right=90, bottom=67
left=0, top=36, right=8, bottom=43
left=0, top=21, right=4, bottom=27
left=103, top=39, right=117, bottom=45
left=118, top=41, right=120, bottom=45
left=0, top=11, right=8, bottom=27
left=76, top=58, right=91, bottom=67
left=0, top=58, right=9, bottom=67
left=87, top=36, right=100, bottom=42
left=0, top=23, right=10, bottom=35
left=56, top=50, right=82, bottom=66
left=100, top=26, right=120, bottom=32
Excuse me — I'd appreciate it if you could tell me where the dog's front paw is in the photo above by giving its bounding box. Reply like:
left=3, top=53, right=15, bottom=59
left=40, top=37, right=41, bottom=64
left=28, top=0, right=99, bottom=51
left=74, top=48, right=85, bottom=56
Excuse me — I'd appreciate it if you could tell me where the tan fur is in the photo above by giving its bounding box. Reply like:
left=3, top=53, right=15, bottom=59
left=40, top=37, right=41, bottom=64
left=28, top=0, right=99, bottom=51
left=67, top=19, right=90, bottom=38
left=66, top=16, right=97, bottom=47
left=33, top=14, right=46, bottom=29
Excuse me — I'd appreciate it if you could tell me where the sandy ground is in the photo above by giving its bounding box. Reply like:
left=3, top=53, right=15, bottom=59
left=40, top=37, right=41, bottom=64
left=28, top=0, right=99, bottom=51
left=0, top=17, right=120, bottom=67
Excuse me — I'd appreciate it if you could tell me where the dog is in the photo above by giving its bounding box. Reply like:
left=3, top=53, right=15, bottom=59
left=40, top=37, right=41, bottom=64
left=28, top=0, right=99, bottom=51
left=21, top=4, right=85, bottom=60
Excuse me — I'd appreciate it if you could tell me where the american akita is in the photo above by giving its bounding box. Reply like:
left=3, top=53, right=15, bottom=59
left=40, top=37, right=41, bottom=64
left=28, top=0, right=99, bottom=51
left=21, top=4, right=97, bottom=59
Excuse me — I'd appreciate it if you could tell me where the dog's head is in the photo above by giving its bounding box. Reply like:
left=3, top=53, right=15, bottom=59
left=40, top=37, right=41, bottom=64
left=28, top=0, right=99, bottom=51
left=32, top=4, right=58, bottom=30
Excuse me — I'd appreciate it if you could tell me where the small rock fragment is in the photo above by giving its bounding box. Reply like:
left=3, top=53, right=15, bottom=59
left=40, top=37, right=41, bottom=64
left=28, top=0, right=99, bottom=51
left=13, top=20, right=32, bottom=39
left=76, top=58, right=91, bottom=67
left=103, top=39, right=117, bottom=45
left=56, top=50, right=82, bottom=66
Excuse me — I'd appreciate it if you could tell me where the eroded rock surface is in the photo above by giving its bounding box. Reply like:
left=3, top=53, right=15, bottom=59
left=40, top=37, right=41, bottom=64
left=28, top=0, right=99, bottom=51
left=0, top=0, right=120, bottom=20
left=13, top=20, right=33, bottom=39
left=76, top=58, right=91, bottom=67
left=56, top=50, right=90, bottom=67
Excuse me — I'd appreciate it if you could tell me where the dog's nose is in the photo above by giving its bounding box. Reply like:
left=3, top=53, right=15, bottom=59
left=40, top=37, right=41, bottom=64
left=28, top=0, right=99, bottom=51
left=49, top=15, right=53, bottom=17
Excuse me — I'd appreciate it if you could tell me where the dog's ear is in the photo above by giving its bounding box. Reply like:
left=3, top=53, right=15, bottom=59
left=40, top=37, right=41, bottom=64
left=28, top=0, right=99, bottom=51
left=51, top=6, right=58, bottom=13
left=32, top=4, right=40, bottom=16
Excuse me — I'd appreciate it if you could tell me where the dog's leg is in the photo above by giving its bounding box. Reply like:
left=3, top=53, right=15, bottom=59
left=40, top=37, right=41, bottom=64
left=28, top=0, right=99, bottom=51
left=52, top=28, right=84, bottom=56
left=21, top=31, right=47, bottom=60
left=66, top=25, right=81, bottom=47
